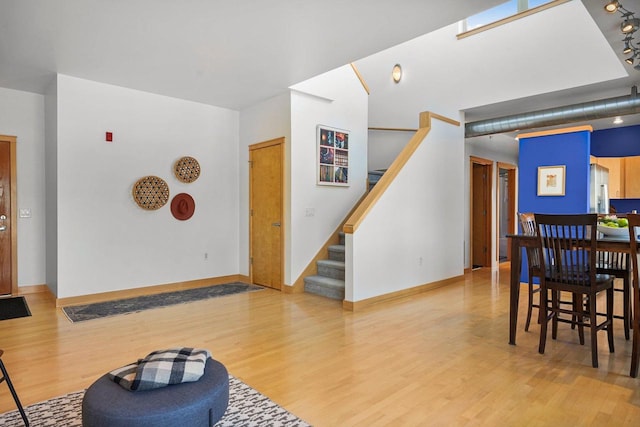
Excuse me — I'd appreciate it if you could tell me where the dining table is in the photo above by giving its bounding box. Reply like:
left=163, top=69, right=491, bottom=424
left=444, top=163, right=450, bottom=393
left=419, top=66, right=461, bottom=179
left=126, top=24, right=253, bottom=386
left=507, top=232, right=634, bottom=345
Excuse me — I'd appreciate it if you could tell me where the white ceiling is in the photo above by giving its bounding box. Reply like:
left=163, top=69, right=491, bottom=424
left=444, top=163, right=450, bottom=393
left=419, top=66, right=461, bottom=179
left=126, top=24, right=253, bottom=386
left=1, top=0, right=638, bottom=140
left=0, top=0, right=502, bottom=110
left=355, top=1, right=627, bottom=129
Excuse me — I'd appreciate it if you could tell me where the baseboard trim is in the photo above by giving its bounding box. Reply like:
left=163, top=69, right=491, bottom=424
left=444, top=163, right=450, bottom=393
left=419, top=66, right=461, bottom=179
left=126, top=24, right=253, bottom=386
left=342, top=275, right=463, bottom=311
left=56, top=275, right=251, bottom=307
left=281, top=284, right=297, bottom=294
left=17, top=284, right=49, bottom=295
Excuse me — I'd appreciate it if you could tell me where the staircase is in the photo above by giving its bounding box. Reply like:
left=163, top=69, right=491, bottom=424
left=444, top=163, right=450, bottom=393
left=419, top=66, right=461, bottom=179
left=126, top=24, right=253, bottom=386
left=303, top=169, right=385, bottom=300
left=304, top=232, right=346, bottom=300
left=367, top=169, right=386, bottom=191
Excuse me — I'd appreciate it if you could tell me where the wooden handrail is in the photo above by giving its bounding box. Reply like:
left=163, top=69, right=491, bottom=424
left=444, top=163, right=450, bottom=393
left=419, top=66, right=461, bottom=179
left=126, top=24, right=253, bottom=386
left=343, top=111, right=459, bottom=234
left=350, top=63, right=370, bottom=95
left=368, top=127, right=417, bottom=132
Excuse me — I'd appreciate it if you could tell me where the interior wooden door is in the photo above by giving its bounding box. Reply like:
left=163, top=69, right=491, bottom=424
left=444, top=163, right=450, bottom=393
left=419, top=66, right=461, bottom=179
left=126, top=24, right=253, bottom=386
left=497, top=162, right=516, bottom=263
left=0, top=135, right=17, bottom=295
left=471, top=157, right=492, bottom=269
left=249, top=138, right=283, bottom=290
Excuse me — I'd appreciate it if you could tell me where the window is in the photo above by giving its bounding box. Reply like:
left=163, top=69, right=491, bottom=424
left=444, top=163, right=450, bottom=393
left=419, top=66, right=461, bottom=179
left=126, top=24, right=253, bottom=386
left=461, top=0, right=557, bottom=33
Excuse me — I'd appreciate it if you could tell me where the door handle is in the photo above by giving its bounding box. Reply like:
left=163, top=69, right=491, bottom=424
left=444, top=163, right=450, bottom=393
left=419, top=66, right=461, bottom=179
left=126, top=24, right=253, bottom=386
left=272, top=222, right=281, bottom=227
left=0, top=226, right=5, bottom=232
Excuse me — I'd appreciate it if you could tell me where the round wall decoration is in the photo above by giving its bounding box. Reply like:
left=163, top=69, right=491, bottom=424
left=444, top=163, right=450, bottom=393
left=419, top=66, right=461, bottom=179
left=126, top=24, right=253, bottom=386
left=132, top=175, right=170, bottom=210
left=171, top=193, right=195, bottom=220
left=174, top=156, right=201, bottom=183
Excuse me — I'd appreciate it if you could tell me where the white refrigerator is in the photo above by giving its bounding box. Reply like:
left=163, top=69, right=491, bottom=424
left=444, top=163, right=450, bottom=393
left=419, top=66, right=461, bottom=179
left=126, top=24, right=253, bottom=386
left=589, top=164, right=609, bottom=214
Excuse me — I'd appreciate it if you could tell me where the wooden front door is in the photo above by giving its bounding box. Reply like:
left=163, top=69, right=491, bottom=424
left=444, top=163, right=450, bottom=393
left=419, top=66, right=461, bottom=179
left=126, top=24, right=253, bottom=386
left=249, top=138, right=283, bottom=290
left=0, top=135, right=17, bottom=295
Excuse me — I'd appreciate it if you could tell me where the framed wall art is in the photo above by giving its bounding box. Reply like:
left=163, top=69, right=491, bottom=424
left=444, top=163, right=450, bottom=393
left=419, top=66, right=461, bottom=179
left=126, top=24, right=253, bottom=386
left=317, top=125, right=349, bottom=186
left=537, top=165, right=566, bottom=196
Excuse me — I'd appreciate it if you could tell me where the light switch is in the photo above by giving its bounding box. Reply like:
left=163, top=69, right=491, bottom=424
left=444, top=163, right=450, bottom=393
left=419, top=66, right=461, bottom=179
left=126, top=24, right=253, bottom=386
left=19, top=208, right=31, bottom=218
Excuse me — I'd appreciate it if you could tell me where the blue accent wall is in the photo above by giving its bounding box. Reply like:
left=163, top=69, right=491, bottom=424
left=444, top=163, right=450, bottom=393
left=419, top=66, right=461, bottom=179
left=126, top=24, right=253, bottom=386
left=517, top=129, right=591, bottom=283
left=518, top=130, right=591, bottom=216
left=610, top=198, right=640, bottom=213
left=591, top=124, right=640, bottom=157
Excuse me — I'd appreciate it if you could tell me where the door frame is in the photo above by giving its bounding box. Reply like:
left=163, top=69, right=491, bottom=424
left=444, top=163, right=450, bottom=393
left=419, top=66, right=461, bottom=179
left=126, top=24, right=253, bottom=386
left=248, top=137, right=285, bottom=289
left=0, top=135, right=17, bottom=295
left=470, top=156, right=492, bottom=269
left=497, top=162, right=517, bottom=263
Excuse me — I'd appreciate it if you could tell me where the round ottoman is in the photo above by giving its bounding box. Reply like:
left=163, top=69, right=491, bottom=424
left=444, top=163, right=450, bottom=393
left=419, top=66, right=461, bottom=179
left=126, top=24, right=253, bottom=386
left=82, top=358, right=229, bottom=427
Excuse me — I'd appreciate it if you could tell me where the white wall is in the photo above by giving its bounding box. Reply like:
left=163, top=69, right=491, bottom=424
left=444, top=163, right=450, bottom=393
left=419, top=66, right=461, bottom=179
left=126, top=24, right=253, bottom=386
left=44, top=79, right=58, bottom=295
left=367, top=121, right=520, bottom=275
left=348, top=118, right=463, bottom=302
left=289, top=65, right=368, bottom=285
left=55, top=75, right=240, bottom=298
left=238, top=93, right=291, bottom=279
left=0, top=87, right=46, bottom=288
left=367, top=130, right=412, bottom=171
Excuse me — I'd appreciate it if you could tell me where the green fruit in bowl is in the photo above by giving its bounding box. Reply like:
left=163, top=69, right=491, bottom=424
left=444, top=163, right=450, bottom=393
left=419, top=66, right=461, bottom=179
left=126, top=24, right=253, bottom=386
left=598, top=216, right=628, bottom=228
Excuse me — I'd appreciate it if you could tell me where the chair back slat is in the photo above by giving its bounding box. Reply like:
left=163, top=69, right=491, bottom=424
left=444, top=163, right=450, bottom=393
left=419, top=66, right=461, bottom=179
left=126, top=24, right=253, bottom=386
left=519, top=212, right=536, bottom=235
left=518, top=212, right=540, bottom=269
left=627, top=214, right=640, bottom=288
left=535, top=213, right=598, bottom=287
left=596, top=250, right=628, bottom=270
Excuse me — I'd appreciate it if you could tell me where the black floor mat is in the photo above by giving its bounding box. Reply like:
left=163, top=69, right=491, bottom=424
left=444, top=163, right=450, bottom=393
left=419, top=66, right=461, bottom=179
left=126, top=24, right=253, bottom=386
left=0, top=296, right=32, bottom=321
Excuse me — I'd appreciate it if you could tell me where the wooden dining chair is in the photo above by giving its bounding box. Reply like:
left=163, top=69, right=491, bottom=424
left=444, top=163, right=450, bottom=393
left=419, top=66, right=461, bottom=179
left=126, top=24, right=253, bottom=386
left=0, top=349, right=29, bottom=426
left=535, top=213, right=615, bottom=368
left=596, top=214, right=632, bottom=340
left=518, top=213, right=541, bottom=331
left=519, top=212, right=577, bottom=332
left=626, top=213, right=640, bottom=378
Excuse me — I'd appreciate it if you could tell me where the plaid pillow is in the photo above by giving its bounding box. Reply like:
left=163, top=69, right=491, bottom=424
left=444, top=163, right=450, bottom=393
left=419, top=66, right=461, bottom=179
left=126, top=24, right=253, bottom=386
left=108, top=347, right=211, bottom=392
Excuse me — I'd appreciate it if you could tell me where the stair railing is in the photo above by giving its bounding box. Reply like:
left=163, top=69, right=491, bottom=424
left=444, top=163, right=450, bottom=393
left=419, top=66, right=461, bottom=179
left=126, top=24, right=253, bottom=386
left=343, top=111, right=459, bottom=234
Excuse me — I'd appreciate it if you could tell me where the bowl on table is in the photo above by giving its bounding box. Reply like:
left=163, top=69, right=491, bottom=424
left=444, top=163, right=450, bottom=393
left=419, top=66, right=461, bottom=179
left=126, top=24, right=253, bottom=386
left=597, top=223, right=629, bottom=237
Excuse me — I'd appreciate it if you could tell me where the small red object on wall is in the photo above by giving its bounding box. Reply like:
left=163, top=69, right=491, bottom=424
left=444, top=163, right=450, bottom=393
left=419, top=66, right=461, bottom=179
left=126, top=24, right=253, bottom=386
left=106, top=132, right=113, bottom=142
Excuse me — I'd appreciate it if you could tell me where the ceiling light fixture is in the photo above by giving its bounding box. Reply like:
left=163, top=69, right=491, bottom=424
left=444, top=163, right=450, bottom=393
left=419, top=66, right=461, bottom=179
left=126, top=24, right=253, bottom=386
left=622, top=17, right=640, bottom=33
left=605, top=1, right=620, bottom=13
left=605, top=1, right=640, bottom=70
left=392, top=64, right=402, bottom=83
left=613, top=116, right=624, bottom=124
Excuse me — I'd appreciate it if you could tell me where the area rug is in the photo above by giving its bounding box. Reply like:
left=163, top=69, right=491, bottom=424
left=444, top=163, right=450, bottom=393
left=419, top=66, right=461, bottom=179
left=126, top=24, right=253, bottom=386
left=62, top=282, right=263, bottom=323
left=0, top=296, right=31, bottom=321
left=0, top=375, right=311, bottom=426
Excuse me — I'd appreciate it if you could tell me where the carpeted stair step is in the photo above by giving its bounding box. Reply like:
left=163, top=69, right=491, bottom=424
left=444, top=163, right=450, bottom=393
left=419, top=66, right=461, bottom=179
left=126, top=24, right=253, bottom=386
left=317, top=259, right=345, bottom=280
left=328, top=244, right=345, bottom=262
left=304, top=275, right=345, bottom=300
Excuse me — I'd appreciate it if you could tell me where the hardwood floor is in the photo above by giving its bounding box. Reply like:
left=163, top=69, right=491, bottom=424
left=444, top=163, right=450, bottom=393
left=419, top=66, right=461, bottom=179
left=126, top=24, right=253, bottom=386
left=1, top=266, right=639, bottom=426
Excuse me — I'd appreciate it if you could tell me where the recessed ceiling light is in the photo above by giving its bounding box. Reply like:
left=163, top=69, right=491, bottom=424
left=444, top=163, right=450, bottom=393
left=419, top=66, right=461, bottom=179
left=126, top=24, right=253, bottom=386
left=613, top=116, right=624, bottom=124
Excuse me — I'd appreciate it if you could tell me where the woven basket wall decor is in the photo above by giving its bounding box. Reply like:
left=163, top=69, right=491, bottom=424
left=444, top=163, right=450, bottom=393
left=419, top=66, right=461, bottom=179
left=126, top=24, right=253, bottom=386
left=174, top=156, right=201, bottom=183
left=132, top=175, right=170, bottom=210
